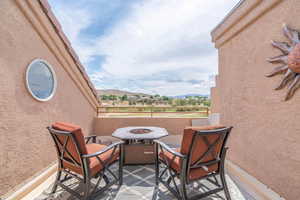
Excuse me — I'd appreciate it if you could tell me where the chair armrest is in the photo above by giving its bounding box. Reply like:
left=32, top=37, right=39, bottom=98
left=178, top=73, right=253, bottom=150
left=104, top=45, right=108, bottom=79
left=82, top=141, right=124, bottom=158
left=154, top=140, right=186, bottom=159
left=220, top=147, right=229, bottom=160
left=85, top=135, right=98, bottom=144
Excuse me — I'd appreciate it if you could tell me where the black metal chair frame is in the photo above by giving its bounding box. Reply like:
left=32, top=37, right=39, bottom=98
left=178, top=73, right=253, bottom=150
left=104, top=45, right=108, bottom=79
left=154, top=127, right=233, bottom=200
left=47, top=127, right=124, bottom=200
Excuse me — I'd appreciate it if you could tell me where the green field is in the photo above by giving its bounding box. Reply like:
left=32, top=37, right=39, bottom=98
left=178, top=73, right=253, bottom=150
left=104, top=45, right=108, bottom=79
left=98, top=106, right=209, bottom=118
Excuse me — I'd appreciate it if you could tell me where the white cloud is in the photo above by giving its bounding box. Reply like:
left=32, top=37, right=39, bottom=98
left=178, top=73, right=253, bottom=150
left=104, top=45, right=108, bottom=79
left=92, top=0, right=238, bottom=78
left=49, top=1, right=95, bottom=63
left=49, top=0, right=240, bottom=95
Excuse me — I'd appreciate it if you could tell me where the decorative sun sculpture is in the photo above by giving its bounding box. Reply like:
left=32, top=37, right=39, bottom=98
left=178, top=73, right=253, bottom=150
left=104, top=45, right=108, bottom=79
left=266, top=24, right=300, bottom=101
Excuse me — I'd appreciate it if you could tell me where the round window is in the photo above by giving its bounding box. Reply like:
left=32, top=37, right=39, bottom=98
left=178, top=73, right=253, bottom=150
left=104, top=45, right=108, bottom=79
left=26, top=59, right=57, bottom=101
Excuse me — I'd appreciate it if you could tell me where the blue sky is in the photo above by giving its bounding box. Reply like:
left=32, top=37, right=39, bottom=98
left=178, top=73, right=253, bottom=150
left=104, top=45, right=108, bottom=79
left=48, top=0, right=240, bottom=96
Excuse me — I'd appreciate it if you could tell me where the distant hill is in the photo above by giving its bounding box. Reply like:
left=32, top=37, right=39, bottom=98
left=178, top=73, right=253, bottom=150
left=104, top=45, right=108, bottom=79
left=172, top=94, right=210, bottom=99
left=97, top=89, right=209, bottom=99
left=97, top=89, right=150, bottom=97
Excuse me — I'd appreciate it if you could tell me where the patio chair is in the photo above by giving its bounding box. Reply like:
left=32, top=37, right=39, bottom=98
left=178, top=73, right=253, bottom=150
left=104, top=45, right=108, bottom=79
left=47, top=122, right=124, bottom=200
left=154, top=125, right=233, bottom=200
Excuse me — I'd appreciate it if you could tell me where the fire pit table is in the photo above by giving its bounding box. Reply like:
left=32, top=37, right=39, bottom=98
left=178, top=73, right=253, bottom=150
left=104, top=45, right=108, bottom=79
left=112, top=126, right=168, bottom=164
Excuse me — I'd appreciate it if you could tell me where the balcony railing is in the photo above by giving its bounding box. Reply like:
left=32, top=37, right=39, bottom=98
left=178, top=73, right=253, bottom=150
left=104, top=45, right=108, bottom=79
left=97, top=106, right=210, bottom=118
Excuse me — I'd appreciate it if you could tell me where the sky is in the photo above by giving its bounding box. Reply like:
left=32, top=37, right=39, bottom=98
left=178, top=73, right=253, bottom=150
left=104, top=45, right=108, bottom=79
left=48, top=0, right=240, bottom=96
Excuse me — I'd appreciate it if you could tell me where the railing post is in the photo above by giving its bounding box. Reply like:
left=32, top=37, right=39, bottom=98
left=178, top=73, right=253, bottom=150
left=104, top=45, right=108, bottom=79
left=151, top=105, right=153, bottom=118
left=206, top=107, right=209, bottom=117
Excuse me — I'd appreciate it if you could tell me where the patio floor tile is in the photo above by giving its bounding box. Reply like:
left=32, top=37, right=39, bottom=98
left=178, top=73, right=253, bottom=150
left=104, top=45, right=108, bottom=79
left=34, top=164, right=256, bottom=200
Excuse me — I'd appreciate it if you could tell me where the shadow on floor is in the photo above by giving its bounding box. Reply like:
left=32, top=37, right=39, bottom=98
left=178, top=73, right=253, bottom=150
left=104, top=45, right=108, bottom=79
left=35, top=165, right=254, bottom=200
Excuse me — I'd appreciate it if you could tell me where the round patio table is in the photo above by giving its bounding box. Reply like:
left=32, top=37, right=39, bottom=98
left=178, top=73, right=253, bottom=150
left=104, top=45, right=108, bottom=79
left=112, top=126, right=168, bottom=140
left=112, top=126, right=169, bottom=164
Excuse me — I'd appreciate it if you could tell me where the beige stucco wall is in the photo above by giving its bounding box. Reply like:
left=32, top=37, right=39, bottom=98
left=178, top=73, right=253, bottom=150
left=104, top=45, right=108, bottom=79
left=94, top=117, right=207, bottom=136
left=211, top=75, right=221, bottom=113
left=212, top=0, right=300, bottom=199
left=210, top=87, right=220, bottom=113
left=0, top=0, right=98, bottom=196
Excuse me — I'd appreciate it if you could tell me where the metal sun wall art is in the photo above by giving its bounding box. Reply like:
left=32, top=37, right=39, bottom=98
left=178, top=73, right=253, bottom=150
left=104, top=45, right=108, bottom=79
left=266, top=24, right=300, bottom=101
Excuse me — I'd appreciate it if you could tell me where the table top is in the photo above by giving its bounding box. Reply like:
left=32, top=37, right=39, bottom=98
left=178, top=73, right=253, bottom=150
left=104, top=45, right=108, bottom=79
left=112, top=126, right=169, bottom=140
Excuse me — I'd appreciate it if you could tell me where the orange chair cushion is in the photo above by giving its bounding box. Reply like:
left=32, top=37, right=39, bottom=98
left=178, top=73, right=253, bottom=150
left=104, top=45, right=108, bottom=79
left=159, top=149, right=218, bottom=180
left=159, top=148, right=181, bottom=172
left=159, top=125, right=225, bottom=181
left=181, top=125, right=225, bottom=164
left=52, top=122, right=88, bottom=154
left=52, top=122, right=88, bottom=168
left=51, top=122, right=119, bottom=176
left=64, top=143, right=119, bottom=176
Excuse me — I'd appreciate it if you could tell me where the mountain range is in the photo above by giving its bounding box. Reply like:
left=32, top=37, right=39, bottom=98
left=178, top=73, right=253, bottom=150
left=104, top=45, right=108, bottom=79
left=172, top=94, right=209, bottom=99
left=97, top=89, right=208, bottom=98
left=97, top=89, right=150, bottom=97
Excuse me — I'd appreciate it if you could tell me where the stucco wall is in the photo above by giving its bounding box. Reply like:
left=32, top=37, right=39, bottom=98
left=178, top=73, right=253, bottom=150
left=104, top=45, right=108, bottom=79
left=210, top=87, right=220, bottom=113
left=94, top=117, right=207, bottom=136
left=211, top=75, right=221, bottom=113
left=0, top=1, right=97, bottom=196
left=212, top=0, right=300, bottom=199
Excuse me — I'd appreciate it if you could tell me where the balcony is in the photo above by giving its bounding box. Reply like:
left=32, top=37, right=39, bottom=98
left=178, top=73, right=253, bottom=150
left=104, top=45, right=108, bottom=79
left=2, top=0, right=296, bottom=199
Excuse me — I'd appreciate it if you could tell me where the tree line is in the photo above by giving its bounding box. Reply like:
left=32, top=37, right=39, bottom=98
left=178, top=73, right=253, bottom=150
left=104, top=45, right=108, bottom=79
left=99, top=94, right=210, bottom=107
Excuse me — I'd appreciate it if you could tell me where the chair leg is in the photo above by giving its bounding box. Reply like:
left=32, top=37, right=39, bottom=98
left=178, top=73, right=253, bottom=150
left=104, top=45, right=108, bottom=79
left=51, top=170, right=62, bottom=194
left=155, top=161, right=159, bottom=186
left=83, top=178, right=90, bottom=200
left=155, top=143, right=159, bottom=186
left=220, top=171, right=231, bottom=200
left=119, top=144, right=124, bottom=186
left=119, top=157, right=123, bottom=186
left=179, top=178, right=188, bottom=200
